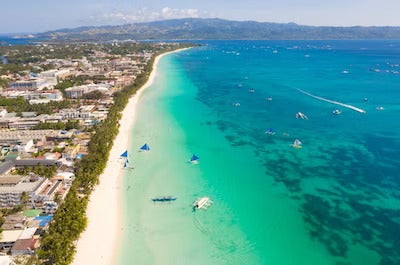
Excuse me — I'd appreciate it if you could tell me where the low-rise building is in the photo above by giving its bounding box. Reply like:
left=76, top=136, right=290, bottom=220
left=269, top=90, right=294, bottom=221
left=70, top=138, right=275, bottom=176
left=0, top=230, right=23, bottom=253
left=9, top=79, right=49, bottom=91
left=8, top=120, right=40, bottom=131
left=64, top=84, right=109, bottom=99
left=62, top=144, right=80, bottom=160
left=0, top=130, right=58, bottom=146
left=11, top=238, right=39, bottom=256
left=59, top=109, right=90, bottom=120
left=0, top=108, right=7, bottom=118
left=40, top=69, right=71, bottom=86
left=0, top=176, right=48, bottom=207
left=36, top=179, right=63, bottom=204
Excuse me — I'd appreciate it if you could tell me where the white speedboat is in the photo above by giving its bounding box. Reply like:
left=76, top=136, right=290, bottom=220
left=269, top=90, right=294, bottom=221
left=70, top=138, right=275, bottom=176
left=192, top=196, right=213, bottom=211
left=296, top=112, right=309, bottom=119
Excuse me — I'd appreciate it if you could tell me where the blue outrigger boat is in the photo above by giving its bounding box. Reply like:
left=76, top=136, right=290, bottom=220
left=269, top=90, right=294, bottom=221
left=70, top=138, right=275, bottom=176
left=152, top=196, right=177, bottom=203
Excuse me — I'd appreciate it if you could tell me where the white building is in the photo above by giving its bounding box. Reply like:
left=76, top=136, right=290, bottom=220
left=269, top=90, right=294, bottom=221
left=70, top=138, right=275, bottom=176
left=0, top=108, right=7, bottom=118
left=64, top=84, right=109, bottom=99
left=0, top=176, right=48, bottom=207
left=17, top=139, right=34, bottom=154
left=59, top=109, right=90, bottom=120
left=40, top=69, right=71, bottom=86
left=40, top=69, right=70, bottom=79
left=9, top=79, right=49, bottom=91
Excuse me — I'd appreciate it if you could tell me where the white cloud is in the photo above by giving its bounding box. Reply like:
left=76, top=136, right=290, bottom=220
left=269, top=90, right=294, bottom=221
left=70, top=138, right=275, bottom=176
left=87, top=7, right=205, bottom=26
left=161, top=7, right=200, bottom=19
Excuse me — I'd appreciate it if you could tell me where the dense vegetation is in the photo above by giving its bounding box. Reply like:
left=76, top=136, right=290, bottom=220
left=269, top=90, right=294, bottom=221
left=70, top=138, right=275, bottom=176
left=32, top=120, right=80, bottom=130
left=0, top=97, right=75, bottom=115
left=35, top=43, right=191, bottom=265
left=0, top=63, right=29, bottom=76
left=14, top=164, right=57, bottom=179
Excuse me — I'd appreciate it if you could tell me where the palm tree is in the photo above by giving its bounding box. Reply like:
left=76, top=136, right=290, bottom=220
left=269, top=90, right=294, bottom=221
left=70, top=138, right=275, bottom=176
left=54, top=192, right=62, bottom=205
left=20, top=192, right=30, bottom=208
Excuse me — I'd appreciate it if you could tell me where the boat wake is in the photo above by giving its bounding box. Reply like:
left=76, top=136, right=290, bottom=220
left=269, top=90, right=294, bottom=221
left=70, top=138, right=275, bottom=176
left=296, top=88, right=366, bottom=113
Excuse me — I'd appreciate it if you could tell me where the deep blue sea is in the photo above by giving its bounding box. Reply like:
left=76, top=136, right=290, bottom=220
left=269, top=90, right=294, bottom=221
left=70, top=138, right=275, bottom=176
left=120, top=40, right=400, bottom=265
left=0, top=36, right=36, bottom=46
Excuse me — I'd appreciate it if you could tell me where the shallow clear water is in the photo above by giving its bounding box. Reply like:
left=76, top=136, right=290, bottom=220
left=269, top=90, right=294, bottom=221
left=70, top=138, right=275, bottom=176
left=119, top=40, right=400, bottom=265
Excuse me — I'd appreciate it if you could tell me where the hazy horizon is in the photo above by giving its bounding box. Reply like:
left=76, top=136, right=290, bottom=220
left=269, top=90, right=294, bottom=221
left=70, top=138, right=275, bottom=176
left=2, top=0, right=400, bottom=34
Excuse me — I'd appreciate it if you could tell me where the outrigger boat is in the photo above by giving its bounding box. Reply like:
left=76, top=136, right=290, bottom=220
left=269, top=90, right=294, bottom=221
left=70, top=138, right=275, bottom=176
left=192, top=196, right=213, bottom=211
left=152, top=196, right=177, bottom=203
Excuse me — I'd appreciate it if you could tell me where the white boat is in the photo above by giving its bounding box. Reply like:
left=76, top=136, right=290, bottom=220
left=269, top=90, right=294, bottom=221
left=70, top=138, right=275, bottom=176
left=192, top=196, right=213, bottom=210
left=376, top=106, right=384, bottom=111
left=332, top=109, right=342, bottom=115
left=296, top=112, right=309, bottom=120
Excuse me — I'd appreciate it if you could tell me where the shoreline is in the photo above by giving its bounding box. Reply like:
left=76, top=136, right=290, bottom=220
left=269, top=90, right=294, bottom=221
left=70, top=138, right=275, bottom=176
left=71, top=48, right=189, bottom=265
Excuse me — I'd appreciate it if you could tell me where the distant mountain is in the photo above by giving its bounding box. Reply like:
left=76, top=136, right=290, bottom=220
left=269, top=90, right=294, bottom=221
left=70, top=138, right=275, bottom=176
left=35, top=18, right=400, bottom=41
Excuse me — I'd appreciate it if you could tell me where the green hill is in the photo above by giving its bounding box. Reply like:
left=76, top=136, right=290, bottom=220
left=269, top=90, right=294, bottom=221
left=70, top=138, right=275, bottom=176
left=36, top=18, right=400, bottom=41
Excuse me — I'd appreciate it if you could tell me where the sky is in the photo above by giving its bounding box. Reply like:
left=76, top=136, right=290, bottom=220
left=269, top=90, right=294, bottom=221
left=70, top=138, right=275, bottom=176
left=2, top=0, right=400, bottom=34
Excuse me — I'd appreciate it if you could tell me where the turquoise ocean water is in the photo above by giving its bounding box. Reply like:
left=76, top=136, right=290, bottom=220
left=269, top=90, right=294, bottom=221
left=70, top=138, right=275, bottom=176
left=118, top=41, right=400, bottom=265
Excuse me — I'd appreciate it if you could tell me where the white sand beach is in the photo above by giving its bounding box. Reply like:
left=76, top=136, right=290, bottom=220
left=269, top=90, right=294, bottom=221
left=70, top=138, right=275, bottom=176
left=72, top=49, right=187, bottom=265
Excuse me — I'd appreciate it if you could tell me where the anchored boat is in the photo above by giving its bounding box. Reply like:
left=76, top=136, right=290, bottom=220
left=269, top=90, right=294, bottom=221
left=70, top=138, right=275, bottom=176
left=152, top=196, right=177, bottom=203
left=192, top=196, right=213, bottom=211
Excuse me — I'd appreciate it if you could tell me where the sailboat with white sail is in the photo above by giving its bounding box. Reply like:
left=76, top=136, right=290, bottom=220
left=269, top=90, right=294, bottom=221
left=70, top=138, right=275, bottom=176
left=291, top=139, right=302, bottom=149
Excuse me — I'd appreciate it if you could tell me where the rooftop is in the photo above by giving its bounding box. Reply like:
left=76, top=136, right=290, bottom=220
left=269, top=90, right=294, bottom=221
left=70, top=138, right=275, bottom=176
left=0, top=176, right=23, bottom=186
left=19, top=228, right=37, bottom=240
left=0, top=230, right=23, bottom=243
left=0, top=130, right=59, bottom=142
left=11, top=238, right=38, bottom=252
left=0, top=161, right=14, bottom=175
left=0, top=176, right=46, bottom=194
